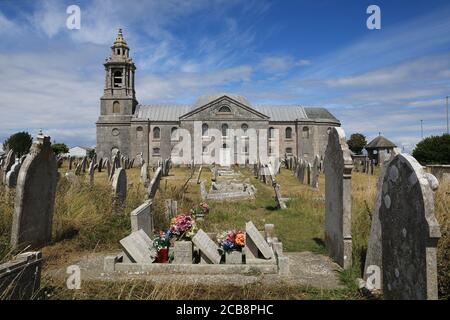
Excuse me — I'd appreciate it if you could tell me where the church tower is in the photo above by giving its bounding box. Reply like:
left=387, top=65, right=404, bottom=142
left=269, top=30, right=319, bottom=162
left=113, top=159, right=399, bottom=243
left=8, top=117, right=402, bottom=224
left=96, top=29, right=138, bottom=159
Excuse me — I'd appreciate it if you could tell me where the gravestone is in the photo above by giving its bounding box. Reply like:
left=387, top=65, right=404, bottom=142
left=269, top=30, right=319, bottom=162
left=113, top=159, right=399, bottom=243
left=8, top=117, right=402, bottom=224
left=173, top=241, right=193, bottom=264
left=112, top=168, right=127, bottom=205
left=196, top=166, right=203, bottom=184
left=147, top=167, right=162, bottom=199
left=324, top=127, right=353, bottom=269
left=130, top=200, right=153, bottom=238
left=74, top=162, right=82, bottom=176
left=11, top=134, right=57, bottom=250
left=3, top=150, right=15, bottom=184
left=105, top=158, right=111, bottom=177
left=379, top=153, right=441, bottom=300
left=192, top=229, right=221, bottom=264
left=299, top=160, right=305, bottom=184
left=364, top=149, right=399, bottom=288
left=88, top=161, right=95, bottom=185
left=306, top=163, right=311, bottom=185
left=165, top=199, right=177, bottom=219
left=200, top=181, right=208, bottom=200
left=98, top=158, right=103, bottom=173
left=273, top=183, right=287, bottom=209
left=119, top=229, right=156, bottom=263
left=140, top=162, right=148, bottom=184
left=245, top=221, right=274, bottom=259
left=311, top=155, right=320, bottom=190
left=225, top=251, right=242, bottom=264
left=68, top=156, right=73, bottom=171
left=6, top=159, right=21, bottom=188
left=81, top=156, right=87, bottom=173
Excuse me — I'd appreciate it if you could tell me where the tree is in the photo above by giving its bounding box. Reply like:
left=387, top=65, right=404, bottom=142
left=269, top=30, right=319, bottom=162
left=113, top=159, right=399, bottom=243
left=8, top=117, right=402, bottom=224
left=2, top=131, right=33, bottom=157
left=52, top=143, right=69, bottom=156
left=347, top=133, right=367, bottom=155
left=412, top=134, right=450, bottom=165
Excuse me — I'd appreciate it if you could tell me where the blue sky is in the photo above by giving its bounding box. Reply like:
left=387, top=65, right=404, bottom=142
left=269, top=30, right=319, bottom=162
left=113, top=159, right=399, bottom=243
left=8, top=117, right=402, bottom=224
left=0, top=0, right=449, bottom=152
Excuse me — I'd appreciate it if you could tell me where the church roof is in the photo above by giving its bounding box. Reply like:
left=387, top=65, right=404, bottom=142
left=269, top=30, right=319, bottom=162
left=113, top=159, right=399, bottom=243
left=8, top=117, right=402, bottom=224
left=133, top=94, right=339, bottom=123
left=366, top=136, right=397, bottom=149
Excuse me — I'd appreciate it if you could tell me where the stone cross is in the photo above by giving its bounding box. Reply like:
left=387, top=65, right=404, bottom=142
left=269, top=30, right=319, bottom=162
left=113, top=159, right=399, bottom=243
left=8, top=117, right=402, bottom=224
left=324, top=127, right=353, bottom=269
left=10, top=134, right=57, bottom=250
left=192, top=229, right=222, bottom=264
left=379, top=153, right=440, bottom=300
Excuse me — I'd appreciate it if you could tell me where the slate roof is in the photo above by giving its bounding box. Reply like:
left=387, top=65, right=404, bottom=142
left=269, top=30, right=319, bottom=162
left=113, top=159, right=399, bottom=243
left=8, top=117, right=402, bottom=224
left=366, top=136, right=397, bottom=149
left=133, top=94, right=339, bottom=123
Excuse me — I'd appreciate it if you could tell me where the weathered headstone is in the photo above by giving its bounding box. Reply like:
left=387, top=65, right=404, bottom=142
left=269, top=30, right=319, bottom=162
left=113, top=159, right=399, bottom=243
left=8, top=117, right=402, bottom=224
left=311, top=155, right=320, bottom=190
left=196, top=165, right=203, bottom=184
left=11, top=134, right=57, bottom=250
left=192, top=229, right=221, bottom=264
left=299, top=160, right=305, bottom=184
left=306, top=163, right=311, bottom=185
left=81, top=156, right=87, bottom=173
left=379, top=153, right=441, bottom=300
left=165, top=199, right=177, bottom=219
left=97, top=158, right=103, bottom=173
left=74, top=162, right=82, bottom=176
left=140, top=162, right=148, bottom=184
left=173, top=241, right=193, bottom=264
left=112, top=168, right=127, bottom=206
left=146, top=166, right=162, bottom=199
left=3, top=150, right=15, bottom=184
left=245, top=221, right=274, bottom=259
left=225, top=251, right=242, bottom=264
left=130, top=200, right=153, bottom=238
left=6, top=159, right=21, bottom=188
left=273, top=183, right=287, bottom=209
left=68, top=156, right=73, bottom=171
left=105, top=158, right=111, bottom=177
left=324, top=127, right=353, bottom=269
left=119, top=229, right=156, bottom=263
left=88, top=161, right=95, bottom=185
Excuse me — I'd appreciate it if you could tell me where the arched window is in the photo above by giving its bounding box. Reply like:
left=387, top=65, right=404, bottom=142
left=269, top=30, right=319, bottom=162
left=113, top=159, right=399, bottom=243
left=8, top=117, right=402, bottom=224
left=286, top=147, right=293, bottom=155
left=221, top=123, right=228, bottom=137
left=113, top=70, right=123, bottom=88
left=136, top=126, right=143, bottom=140
left=153, top=148, right=160, bottom=156
left=113, top=101, right=120, bottom=114
left=285, top=127, right=292, bottom=139
left=171, top=127, right=178, bottom=140
left=241, top=123, right=248, bottom=134
left=222, top=143, right=228, bottom=149
left=202, top=123, right=209, bottom=136
left=269, top=127, right=275, bottom=139
left=302, top=127, right=310, bottom=139
left=153, top=127, right=160, bottom=140
left=219, top=106, right=231, bottom=113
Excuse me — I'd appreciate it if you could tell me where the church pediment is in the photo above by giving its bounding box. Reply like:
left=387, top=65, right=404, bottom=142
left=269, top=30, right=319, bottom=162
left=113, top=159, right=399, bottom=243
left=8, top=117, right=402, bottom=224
left=180, top=94, right=269, bottom=121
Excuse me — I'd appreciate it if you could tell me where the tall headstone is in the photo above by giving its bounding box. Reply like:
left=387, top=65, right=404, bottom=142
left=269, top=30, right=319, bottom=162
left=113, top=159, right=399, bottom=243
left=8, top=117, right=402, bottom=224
left=196, top=165, right=203, bottom=184
left=306, top=163, right=311, bottom=185
left=112, top=168, right=127, bottom=206
left=324, top=127, right=353, bottom=269
left=88, top=161, right=95, bottom=185
left=68, top=156, right=73, bottom=171
left=379, top=154, right=441, bottom=300
left=3, top=150, right=15, bottom=184
left=97, top=158, right=103, bottom=173
left=192, top=229, right=222, bottom=264
left=146, top=166, right=162, bottom=199
left=130, top=200, right=153, bottom=238
left=81, top=156, right=87, bottom=173
left=6, top=159, right=21, bottom=188
left=105, top=158, right=111, bottom=177
left=311, top=155, right=320, bottom=190
left=140, top=162, right=148, bottom=184
left=11, top=134, right=57, bottom=250
left=245, top=221, right=274, bottom=259
left=299, top=160, right=305, bottom=184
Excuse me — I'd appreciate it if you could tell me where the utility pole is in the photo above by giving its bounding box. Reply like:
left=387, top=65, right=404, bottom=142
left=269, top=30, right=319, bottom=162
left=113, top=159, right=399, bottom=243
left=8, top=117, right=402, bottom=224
left=446, top=96, right=449, bottom=134
left=420, top=120, right=423, bottom=139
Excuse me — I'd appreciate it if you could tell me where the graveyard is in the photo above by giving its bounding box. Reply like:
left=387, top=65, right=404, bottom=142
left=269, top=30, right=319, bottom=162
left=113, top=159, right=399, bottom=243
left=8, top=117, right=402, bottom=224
left=0, top=131, right=448, bottom=300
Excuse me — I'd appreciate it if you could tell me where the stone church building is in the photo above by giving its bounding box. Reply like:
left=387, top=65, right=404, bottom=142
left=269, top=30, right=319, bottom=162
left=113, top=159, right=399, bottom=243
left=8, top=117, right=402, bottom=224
left=96, top=30, right=340, bottom=165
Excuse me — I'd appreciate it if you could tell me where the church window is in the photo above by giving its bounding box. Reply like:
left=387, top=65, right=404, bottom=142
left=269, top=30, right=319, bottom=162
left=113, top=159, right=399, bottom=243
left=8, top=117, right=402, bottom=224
left=171, top=127, right=178, bottom=141
left=269, top=127, right=275, bottom=139
left=153, top=148, right=160, bottom=156
left=222, top=143, right=228, bottom=149
left=202, top=123, right=209, bottom=136
left=113, top=101, right=120, bottom=114
left=153, top=127, right=160, bottom=140
left=112, top=128, right=119, bottom=136
left=113, top=70, right=123, bottom=88
left=219, top=106, right=231, bottom=113
left=302, top=127, right=310, bottom=139
left=221, top=124, right=229, bottom=137
left=285, top=127, right=292, bottom=139
left=286, top=147, right=293, bottom=155
left=136, top=126, right=143, bottom=140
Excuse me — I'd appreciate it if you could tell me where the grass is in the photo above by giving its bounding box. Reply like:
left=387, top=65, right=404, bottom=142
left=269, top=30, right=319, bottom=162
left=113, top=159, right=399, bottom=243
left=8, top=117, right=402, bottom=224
left=0, top=162, right=448, bottom=300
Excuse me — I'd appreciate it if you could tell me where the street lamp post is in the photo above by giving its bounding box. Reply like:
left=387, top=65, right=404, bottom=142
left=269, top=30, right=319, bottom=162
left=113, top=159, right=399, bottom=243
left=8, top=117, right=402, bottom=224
left=446, top=96, right=449, bottom=134
left=420, top=120, right=423, bottom=139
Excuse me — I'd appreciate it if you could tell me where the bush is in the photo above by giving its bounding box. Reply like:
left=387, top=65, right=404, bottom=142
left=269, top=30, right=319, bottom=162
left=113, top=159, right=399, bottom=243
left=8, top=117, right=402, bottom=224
left=412, top=134, right=450, bottom=165
left=347, top=133, right=367, bottom=155
left=2, top=132, right=32, bottom=157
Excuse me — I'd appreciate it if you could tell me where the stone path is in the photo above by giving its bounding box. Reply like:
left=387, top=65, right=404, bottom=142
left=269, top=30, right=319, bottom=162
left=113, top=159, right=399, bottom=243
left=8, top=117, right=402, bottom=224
left=46, top=251, right=343, bottom=290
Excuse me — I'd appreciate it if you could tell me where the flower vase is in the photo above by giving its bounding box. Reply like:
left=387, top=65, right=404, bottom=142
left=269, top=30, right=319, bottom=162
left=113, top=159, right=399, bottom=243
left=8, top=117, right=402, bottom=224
left=157, top=248, right=169, bottom=263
